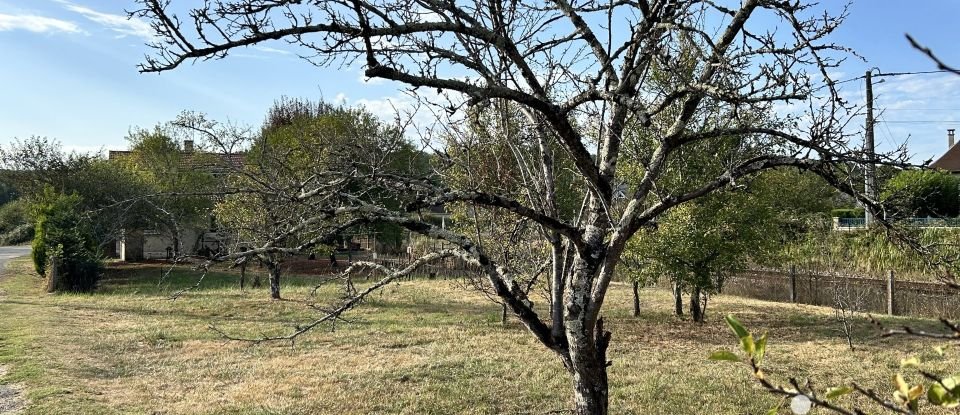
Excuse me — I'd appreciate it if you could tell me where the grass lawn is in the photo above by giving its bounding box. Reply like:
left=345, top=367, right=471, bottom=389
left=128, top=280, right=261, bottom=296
left=0, top=258, right=957, bottom=414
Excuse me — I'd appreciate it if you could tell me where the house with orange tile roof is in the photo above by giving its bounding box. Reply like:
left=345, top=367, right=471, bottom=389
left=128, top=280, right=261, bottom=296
left=930, top=129, right=960, bottom=173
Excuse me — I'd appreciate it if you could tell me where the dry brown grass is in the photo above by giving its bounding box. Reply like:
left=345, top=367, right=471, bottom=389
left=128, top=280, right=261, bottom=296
left=0, top=258, right=957, bottom=414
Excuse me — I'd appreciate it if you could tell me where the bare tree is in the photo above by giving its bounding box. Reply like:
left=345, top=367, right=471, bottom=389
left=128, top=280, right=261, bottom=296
left=133, top=1, right=906, bottom=412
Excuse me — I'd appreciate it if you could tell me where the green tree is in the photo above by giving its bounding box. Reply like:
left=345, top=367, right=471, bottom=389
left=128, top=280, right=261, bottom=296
left=627, top=184, right=779, bottom=322
left=117, top=126, right=217, bottom=256
left=0, top=137, right=153, bottom=248
left=0, top=199, right=31, bottom=244
left=212, top=98, right=424, bottom=299
left=0, top=181, right=17, bottom=206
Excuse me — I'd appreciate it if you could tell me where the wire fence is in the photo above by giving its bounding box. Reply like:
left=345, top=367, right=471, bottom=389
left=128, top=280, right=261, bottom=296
left=724, top=267, right=960, bottom=320
left=835, top=216, right=960, bottom=229
left=285, top=254, right=960, bottom=321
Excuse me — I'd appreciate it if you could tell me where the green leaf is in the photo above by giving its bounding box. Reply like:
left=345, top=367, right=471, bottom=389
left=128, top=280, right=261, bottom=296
left=928, top=383, right=959, bottom=407
left=740, top=334, right=755, bottom=356
left=766, top=397, right=786, bottom=415
left=934, top=345, right=948, bottom=356
left=944, top=375, right=960, bottom=392
left=755, top=332, right=768, bottom=365
left=709, top=350, right=741, bottom=362
left=825, top=386, right=854, bottom=400
left=725, top=314, right=749, bottom=340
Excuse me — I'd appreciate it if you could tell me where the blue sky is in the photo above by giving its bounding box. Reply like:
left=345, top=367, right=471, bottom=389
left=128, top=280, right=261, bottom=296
left=1, top=1, right=960, bottom=162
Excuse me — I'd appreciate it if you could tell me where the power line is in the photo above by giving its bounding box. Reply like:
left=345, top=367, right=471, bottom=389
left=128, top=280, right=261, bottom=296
left=878, top=120, right=960, bottom=124
left=876, top=114, right=905, bottom=148
left=882, top=108, right=960, bottom=111
left=874, top=69, right=954, bottom=77
left=833, top=70, right=950, bottom=89
left=815, top=69, right=952, bottom=93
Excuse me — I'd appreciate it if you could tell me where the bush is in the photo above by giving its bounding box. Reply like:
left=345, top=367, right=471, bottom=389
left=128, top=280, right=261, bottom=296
left=31, top=189, right=102, bottom=292
left=882, top=169, right=960, bottom=218
left=47, top=247, right=101, bottom=292
left=830, top=208, right=865, bottom=219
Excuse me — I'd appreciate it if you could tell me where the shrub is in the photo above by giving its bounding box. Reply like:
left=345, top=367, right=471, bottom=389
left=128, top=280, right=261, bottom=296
left=31, top=189, right=102, bottom=291
left=830, top=208, right=865, bottom=219
left=882, top=169, right=960, bottom=218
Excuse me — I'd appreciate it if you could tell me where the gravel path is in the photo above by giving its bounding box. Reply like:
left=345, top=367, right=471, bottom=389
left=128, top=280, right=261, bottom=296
left=0, top=367, right=22, bottom=414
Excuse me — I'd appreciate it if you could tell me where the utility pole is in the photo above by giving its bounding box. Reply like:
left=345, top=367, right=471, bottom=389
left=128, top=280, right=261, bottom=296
left=864, top=70, right=876, bottom=226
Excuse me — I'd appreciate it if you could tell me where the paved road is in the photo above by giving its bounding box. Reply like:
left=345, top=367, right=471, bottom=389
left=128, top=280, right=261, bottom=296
left=0, top=246, right=30, bottom=273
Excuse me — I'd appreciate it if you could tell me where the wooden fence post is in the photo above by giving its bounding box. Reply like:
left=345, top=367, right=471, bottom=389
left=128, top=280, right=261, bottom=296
left=789, top=265, right=797, bottom=303
left=887, top=270, right=895, bottom=315
left=45, top=256, right=61, bottom=293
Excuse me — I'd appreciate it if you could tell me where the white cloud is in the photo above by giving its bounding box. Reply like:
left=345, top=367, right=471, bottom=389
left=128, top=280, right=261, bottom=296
left=253, top=45, right=292, bottom=55
left=0, top=13, right=82, bottom=33
left=354, top=95, right=413, bottom=120
left=339, top=90, right=463, bottom=147
left=413, top=7, right=444, bottom=23
left=357, top=66, right=386, bottom=85
left=57, top=1, right=154, bottom=41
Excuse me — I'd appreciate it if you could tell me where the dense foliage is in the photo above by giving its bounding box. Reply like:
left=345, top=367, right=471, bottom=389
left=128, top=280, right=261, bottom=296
left=0, top=199, right=32, bottom=244
left=882, top=169, right=960, bottom=218
left=31, top=189, right=101, bottom=291
left=830, top=208, right=865, bottom=219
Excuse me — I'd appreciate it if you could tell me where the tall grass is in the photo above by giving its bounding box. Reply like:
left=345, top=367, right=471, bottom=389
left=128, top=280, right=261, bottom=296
left=767, top=221, right=960, bottom=281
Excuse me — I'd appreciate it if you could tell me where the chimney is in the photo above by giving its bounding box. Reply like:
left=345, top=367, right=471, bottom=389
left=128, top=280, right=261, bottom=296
left=184, top=139, right=194, bottom=153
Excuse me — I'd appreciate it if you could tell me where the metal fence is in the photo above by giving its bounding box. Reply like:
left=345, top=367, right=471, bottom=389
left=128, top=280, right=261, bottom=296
left=724, top=268, right=960, bottom=320
left=834, top=216, right=960, bottom=230
left=836, top=217, right=866, bottom=229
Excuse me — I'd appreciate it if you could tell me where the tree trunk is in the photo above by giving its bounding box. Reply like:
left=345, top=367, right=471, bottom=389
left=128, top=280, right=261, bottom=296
left=568, top=318, right=611, bottom=415
left=631, top=281, right=641, bottom=317
left=501, top=303, right=508, bottom=325
left=45, top=256, right=63, bottom=293
left=690, top=286, right=703, bottom=322
left=239, top=262, right=246, bottom=291
left=673, top=282, right=683, bottom=317
left=572, top=368, right=609, bottom=415
left=701, top=293, right=709, bottom=321
left=268, top=263, right=281, bottom=299
left=172, top=232, right=180, bottom=258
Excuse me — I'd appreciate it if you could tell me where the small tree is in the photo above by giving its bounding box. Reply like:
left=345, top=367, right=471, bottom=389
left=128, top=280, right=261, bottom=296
left=208, top=98, right=421, bottom=299
left=627, top=186, right=778, bottom=322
